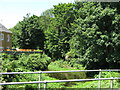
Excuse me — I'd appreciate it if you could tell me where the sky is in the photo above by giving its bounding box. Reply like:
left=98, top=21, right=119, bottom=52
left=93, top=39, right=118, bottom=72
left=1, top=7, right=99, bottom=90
left=0, top=0, right=75, bottom=29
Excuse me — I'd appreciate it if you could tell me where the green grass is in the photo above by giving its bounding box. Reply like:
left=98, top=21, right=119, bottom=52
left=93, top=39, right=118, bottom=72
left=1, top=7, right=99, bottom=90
left=48, top=60, right=86, bottom=80
left=67, top=79, right=120, bottom=88
left=47, top=60, right=120, bottom=88
left=2, top=55, right=120, bottom=89
left=3, top=73, right=65, bottom=89
left=67, top=72, right=120, bottom=88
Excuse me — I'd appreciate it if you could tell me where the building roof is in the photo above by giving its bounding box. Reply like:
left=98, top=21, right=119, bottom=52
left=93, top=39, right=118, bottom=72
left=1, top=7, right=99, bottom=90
left=0, top=23, right=12, bottom=33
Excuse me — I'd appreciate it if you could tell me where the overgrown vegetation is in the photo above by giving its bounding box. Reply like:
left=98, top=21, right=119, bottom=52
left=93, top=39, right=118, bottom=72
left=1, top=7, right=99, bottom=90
left=1, top=1, right=120, bottom=89
left=67, top=72, right=120, bottom=88
left=10, top=2, right=120, bottom=69
left=48, top=60, right=86, bottom=80
left=1, top=53, right=120, bottom=89
left=1, top=53, right=52, bottom=89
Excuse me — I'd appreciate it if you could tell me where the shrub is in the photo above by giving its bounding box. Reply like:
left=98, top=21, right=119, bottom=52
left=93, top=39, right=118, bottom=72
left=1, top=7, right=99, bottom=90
left=48, top=60, right=86, bottom=80
left=18, top=53, right=51, bottom=71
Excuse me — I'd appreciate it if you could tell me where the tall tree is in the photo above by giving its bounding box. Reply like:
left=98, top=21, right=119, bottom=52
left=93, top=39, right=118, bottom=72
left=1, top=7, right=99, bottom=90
left=45, top=3, right=76, bottom=59
left=41, top=8, right=54, bottom=18
left=11, top=14, right=45, bottom=50
left=19, top=15, right=45, bottom=49
left=10, top=23, right=22, bottom=48
left=70, top=2, right=120, bottom=69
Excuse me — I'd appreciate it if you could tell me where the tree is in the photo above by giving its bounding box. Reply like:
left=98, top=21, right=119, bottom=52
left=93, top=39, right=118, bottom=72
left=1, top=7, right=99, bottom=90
left=45, top=3, right=76, bottom=59
left=41, top=8, right=54, bottom=18
left=70, top=2, right=120, bottom=69
left=10, top=23, right=22, bottom=48
left=13, top=15, right=45, bottom=49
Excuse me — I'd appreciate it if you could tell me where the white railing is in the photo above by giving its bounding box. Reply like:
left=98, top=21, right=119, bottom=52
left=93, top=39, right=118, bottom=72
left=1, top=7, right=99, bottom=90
left=0, top=69, right=120, bottom=89
left=0, top=69, right=120, bottom=74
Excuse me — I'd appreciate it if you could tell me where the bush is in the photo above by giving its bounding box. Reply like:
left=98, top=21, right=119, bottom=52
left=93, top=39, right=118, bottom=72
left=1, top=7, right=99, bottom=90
left=19, top=53, right=51, bottom=71
left=2, top=53, right=51, bottom=72
left=1, top=53, right=51, bottom=89
left=68, top=72, right=120, bottom=88
left=48, top=60, right=86, bottom=80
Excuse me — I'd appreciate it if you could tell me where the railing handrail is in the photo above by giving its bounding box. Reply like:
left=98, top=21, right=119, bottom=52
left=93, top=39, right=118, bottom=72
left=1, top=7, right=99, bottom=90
left=0, top=77, right=120, bottom=85
left=0, top=69, right=120, bottom=75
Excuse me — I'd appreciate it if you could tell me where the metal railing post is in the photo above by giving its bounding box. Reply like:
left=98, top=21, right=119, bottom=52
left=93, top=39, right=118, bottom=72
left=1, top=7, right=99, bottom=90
left=110, top=77, right=113, bottom=89
left=38, top=71, right=42, bottom=90
left=44, top=80, right=47, bottom=90
left=98, top=69, right=101, bottom=88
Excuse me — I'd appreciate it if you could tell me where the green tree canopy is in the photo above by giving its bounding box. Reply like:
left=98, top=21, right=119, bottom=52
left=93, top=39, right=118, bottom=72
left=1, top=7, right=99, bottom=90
left=70, top=2, right=120, bottom=69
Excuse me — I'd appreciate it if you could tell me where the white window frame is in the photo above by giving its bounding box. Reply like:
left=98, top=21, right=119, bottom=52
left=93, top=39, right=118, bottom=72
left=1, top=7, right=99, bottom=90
left=0, top=47, right=4, bottom=50
left=7, top=47, right=10, bottom=49
left=7, top=34, right=10, bottom=42
left=0, top=33, right=4, bottom=40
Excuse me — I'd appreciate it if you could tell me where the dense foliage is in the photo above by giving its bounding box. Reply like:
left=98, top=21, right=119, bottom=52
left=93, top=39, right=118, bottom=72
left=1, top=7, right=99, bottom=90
left=2, top=53, right=51, bottom=72
left=1, top=54, right=119, bottom=89
left=1, top=53, right=51, bottom=89
left=67, top=72, right=120, bottom=88
left=10, top=15, right=48, bottom=50
left=48, top=60, right=86, bottom=80
left=1, top=1, right=120, bottom=89
left=10, top=2, right=120, bottom=70
left=70, top=2, right=120, bottom=69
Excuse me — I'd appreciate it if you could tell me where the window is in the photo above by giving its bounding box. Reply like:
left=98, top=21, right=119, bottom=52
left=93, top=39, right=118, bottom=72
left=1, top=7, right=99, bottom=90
left=0, top=33, right=4, bottom=40
left=7, top=34, right=10, bottom=42
left=7, top=47, right=10, bottom=49
left=0, top=47, right=4, bottom=51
